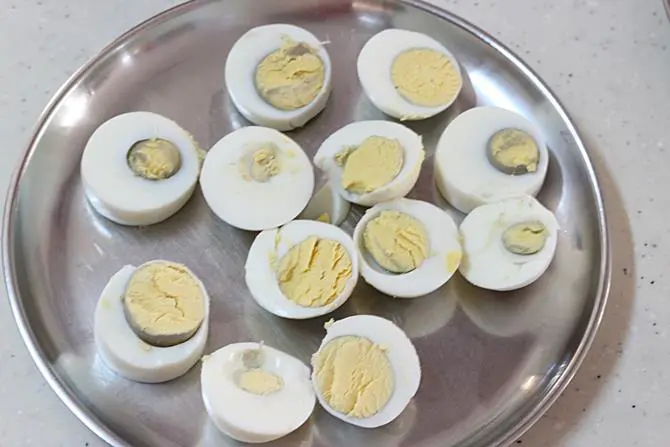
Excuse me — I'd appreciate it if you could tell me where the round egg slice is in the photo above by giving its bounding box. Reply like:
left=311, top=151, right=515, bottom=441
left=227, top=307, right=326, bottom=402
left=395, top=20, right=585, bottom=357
left=81, top=112, right=201, bottom=226
left=200, top=126, right=314, bottom=231
left=434, top=106, right=549, bottom=213
left=313, top=121, right=425, bottom=207
left=311, top=315, right=421, bottom=428
left=93, top=260, right=209, bottom=383
left=298, top=180, right=351, bottom=226
left=357, top=29, right=462, bottom=120
left=353, top=198, right=461, bottom=298
left=225, top=24, right=332, bottom=131
left=459, top=195, right=559, bottom=291
left=201, top=342, right=315, bottom=443
left=245, top=220, right=359, bottom=319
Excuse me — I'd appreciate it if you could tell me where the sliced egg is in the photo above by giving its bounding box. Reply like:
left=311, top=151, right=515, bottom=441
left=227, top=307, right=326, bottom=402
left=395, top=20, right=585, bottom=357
left=434, top=106, right=549, bottom=213
left=94, top=261, right=209, bottom=383
left=201, top=342, right=315, bottom=443
left=200, top=126, right=314, bottom=231
left=313, top=121, right=425, bottom=207
left=298, top=180, right=351, bottom=226
left=225, top=24, right=332, bottom=131
left=81, top=112, right=201, bottom=226
left=245, top=220, right=359, bottom=319
left=459, top=195, right=559, bottom=291
left=311, top=315, right=421, bottom=428
left=357, top=29, right=462, bottom=120
left=353, top=198, right=461, bottom=298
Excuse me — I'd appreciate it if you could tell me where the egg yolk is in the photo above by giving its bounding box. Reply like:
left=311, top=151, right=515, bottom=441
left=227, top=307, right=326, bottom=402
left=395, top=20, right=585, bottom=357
left=277, top=236, right=352, bottom=308
left=363, top=210, right=429, bottom=273
left=391, top=48, right=461, bottom=108
left=337, top=136, right=404, bottom=194
left=238, top=369, right=284, bottom=395
left=123, top=262, right=205, bottom=347
left=312, top=335, right=394, bottom=418
left=502, top=221, right=548, bottom=255
left=127, top=138, right=182, bottom=180
left=487, top=128, right=539, bottom=175
left=255, top=40, right=325, bottom=111
left=238, top=143, right=283, bottom=182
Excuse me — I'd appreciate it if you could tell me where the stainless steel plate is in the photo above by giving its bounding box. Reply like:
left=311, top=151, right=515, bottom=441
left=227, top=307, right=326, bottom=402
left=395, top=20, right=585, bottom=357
left=3, top=1, right=609, bottom=446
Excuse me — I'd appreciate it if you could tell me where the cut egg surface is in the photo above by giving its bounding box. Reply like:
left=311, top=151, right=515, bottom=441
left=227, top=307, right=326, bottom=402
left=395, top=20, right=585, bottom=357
left=357, top=29, right=462, bottom=120
left=299, top=180, right=351, bottom=226
left=245, top=220, right=359, bottom=319
left=311, top=315, right=421, bottom=428
left=225, top=24, right=333, bottom=131
left=313, top=121, right=425, bottom=207
left=434, top=106, right=549, bottom=214
left=353, top=198, right=461, bottom=298
left=93, top=261, right=210, bottom=383
left=81, top=111, right=201, bottom=226
left=200, top=126, right=314, bottom=231
left=459, top=195, right=559, bottom=291
left=201, top=342, right=315, bottom=444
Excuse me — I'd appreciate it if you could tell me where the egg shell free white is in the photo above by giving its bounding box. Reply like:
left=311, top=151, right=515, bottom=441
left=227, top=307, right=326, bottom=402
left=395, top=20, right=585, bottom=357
left=245, top=220, right=359, bottom=319
left=298, top=180, right=351, bottom=226
left=313, top=120, right=425, bottom=207
left=459, top=195, right=559, bottom=291
left=311, top=315, right=421, bottom=428
left=80, top=111, right=200, bottom=226
left=434, top=106, right=549, bottom=214
left=93, top=263, right=210, bottom=383
left=353, top=198, right=461, bottom=298
left=357, top=28, right=463, bottom=120
left=201, top=342, right=315, bottom=444
left=225, top=24, right=333, bottom=131
left=199, top=126, right=314, bottom=231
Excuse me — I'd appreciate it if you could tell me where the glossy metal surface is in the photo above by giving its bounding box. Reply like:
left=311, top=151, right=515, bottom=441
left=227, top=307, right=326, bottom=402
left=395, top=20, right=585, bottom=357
left=3, top=1, right=609, bottom=446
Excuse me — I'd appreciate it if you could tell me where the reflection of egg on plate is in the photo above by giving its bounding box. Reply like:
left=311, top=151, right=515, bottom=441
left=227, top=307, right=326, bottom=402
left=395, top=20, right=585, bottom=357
left=299, top=180, right=351, bottom=226
left=313, top=121, right=425, bottom=207
left=201, top=342, right=315, bottom=443
left=225, top=24, right=332, bottom=131
left=245, top=220, right=359, bottom=319
left=94, top=261, right=209, bottom=383
left=357, top=29, right=462, bottom=120
left=311, top=315, right=421, bottom=428
left=459, top=195, right=559, bottom=291
left=434, top=106, right=549, bottom=213
left=200, top=126, right=314, bottom=231
left=353, top=198, right=461, bottom=298
left=81, top=112, right=201, bottom=226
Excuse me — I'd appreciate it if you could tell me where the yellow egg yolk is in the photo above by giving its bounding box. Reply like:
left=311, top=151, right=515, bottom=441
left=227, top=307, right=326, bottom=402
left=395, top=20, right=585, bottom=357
left=338, top=136, right=404, bottom=195
left=127, top=138, right=182, bottom=180
left=487, top=128, right=539, bottom=175
left=238, top=369, right=284, bottom=395
left=238, top=143, right=283, bottom=182
left=502, top=221, right=548, bottom=255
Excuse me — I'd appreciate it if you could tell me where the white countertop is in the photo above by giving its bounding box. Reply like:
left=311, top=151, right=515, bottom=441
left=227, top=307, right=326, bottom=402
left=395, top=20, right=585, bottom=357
left=1, top=0, right=669, bottom=446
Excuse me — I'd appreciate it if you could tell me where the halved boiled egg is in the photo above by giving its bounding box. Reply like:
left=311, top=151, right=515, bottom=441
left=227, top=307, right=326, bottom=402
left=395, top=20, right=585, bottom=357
left=225, top=24, right=332, bottom=131
left=245, top=220, right=358, bottom=319
left=313, top=121, right=425, bottom=207
left=311, top=315, right=421, bottom=428
left=357, top=29, right=462, bottom=120
left=353, top=198, right=461, bottom=298
left=200, top=126, right=314, bottom=231
left=81, top=112, right=201, bottom=226
left=94, top=260, right=209, bottom=383
left=298, top=180, right=351, bottom=226
left=459, top=195, right=559, bottom=291
left=201, top=342, right=315, bottom=443
left=434, top=106, right=549, bottom=213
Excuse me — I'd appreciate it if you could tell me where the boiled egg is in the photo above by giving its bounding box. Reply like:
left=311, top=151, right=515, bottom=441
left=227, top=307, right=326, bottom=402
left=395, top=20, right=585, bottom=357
left=459, top=195, right=559, bottom=291
left=357, top=29, right=462, bottom=120
left=94, top=260, right=209, bottom=383
left=245, top=220, right=359, bottom=319
left=353, top=198, right=461, bottom=298
left=298, top=180, right=350, bottom=226
left=311, top=315, right=421, bottom=428
left=200, top=126, right=314, bottom=231
left=225, top=24, right=332, bottom=131
left=81, top=112, right=201, bottom=226
left=434, top=106, right=549, bottom=213
left=313, top=121, right=425, bottom=207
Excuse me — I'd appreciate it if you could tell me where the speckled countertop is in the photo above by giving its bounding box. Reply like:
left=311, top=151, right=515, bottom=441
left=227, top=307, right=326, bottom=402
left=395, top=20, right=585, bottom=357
left=1, top=0, right=669, bottom=446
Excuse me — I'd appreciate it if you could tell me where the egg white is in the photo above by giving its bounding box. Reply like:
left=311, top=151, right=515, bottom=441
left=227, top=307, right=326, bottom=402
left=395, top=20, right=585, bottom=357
left=93, top=263, right=209, bottom=383
left=225, top=24, right=332, bottom=131
left=434, top=106, right=549, bottom=214
left=245, top=220, right=359, bottom=319
left=298, top=180, right=351, bottom=226
left=81, top=112, right=201, bottom=226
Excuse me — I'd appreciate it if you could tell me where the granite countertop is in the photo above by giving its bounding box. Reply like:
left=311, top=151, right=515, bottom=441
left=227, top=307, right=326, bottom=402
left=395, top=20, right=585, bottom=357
left=1, top=0, right=669, bottom=446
